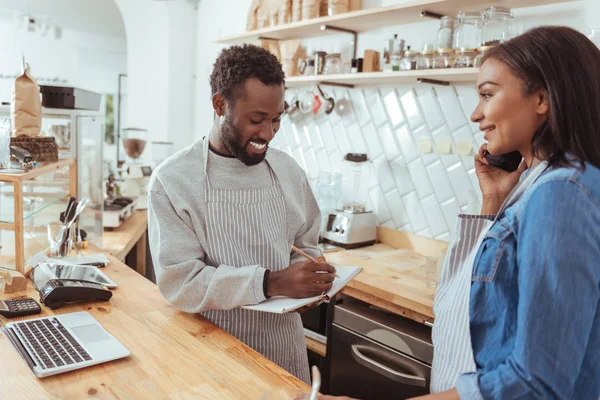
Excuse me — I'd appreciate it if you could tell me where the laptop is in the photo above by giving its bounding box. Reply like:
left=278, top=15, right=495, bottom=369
left=1, top=311, right=130, bottom=378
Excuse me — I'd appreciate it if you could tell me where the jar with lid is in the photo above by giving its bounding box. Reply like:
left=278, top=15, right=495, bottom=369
left=417, top=50, right=437, bottom=69
left=433, top=49, right=455, bottom=69
left=482, top=6, right=513, bottom=46
left=400, top=47, right=420, bottom=71
left=437, top=16, right=455, bottom=50
left=324, top=53, right=342, bottom=75
left=474, top=46, right=493, bottom=67
left=453, top=48, right=478, bottom=68
left=328, top=0, right=349, bottom=16
left=454, top=12, right=482, bottom=50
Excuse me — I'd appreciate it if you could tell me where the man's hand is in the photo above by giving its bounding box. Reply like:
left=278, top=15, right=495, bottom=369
left=267, top=261, right=336, bottom=298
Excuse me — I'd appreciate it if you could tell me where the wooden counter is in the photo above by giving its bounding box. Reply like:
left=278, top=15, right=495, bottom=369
left=0, top=255, right=309, bottom=399
left=325, top=228, right=449, bottom=324
left=101, top=211, right=148, bottom=276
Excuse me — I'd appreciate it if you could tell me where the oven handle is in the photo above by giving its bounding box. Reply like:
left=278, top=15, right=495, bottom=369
left=351, top=345, right=426, bottom=387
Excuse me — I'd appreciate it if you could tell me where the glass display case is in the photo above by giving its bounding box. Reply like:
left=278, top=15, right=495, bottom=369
left=0, top=106, right=104, bottom=273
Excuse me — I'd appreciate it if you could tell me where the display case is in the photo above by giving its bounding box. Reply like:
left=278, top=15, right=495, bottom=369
left=0, top=107, right=104, bottom=273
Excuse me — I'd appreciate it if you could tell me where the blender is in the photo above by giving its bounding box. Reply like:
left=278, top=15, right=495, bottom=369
left=322, top=153, right=377, bottom=248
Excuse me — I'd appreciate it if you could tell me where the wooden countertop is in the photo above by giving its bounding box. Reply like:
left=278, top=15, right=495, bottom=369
left=101, top=210, right=148, bottom=262
left=0, top=255, right=309, bottom=399
left=325, top=228, right=449, bottom=323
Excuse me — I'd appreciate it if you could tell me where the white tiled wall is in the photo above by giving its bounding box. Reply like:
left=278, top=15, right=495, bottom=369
left=270, top=83, right=484, bottom=242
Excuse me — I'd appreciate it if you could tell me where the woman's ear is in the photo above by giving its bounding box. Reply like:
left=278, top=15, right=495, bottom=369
left=212, top=93, right=226, bottom=117
left=536, top=89, right=550, bottom=116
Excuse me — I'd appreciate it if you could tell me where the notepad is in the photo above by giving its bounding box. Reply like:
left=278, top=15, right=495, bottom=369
left=242, top=266, right=362, bottom=314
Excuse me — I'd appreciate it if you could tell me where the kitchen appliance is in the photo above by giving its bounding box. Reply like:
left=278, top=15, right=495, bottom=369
left=119, top=127, right=152, bottom=210
left=329, top=298, right=433, bottom=399
left=39, top=85, right=101, bottom=111
left=322, top=153, right=377, bottom=249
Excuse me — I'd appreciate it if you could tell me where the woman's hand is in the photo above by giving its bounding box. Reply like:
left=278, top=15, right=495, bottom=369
left=475, top=144, right=527, bottom=214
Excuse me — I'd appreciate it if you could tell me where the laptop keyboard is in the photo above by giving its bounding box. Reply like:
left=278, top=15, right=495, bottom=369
left=13, top=318, right=92, bottom=370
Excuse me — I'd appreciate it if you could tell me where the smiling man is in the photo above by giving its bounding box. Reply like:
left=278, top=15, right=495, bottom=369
left=147, top=44, right=335, bottom=384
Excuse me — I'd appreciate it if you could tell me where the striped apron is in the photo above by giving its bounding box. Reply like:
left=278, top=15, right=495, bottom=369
left=199, top=138, right=310, bottom=385
left=430, top=161, right=548, bottom=392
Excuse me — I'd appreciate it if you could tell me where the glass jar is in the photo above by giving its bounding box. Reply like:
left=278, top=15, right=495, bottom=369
left=474, top=45, right=493, bottom=67
left=433, top=49, right=455, bottom=69
left=324, top=53, right=342, bottom=75
left=328, top=0, right=349, bottom=16
left=437, top=16, right=455, bottom=50
left=417, top=50, right=437, bottom=69
left=453, top=48, right=478, bottom=68
left=482, top=6, right=513, bottom=46
left=454, top=11, right=482, bottom=50
left=400, top=48, right=420, bottom=71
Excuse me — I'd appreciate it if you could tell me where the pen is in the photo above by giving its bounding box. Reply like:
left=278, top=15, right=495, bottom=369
left=291, top=245, right=339, bottom=278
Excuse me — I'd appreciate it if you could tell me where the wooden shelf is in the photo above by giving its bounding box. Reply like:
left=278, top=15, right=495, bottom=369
left=216, top=0, right=576, bottom=44
left=285, top=68, right=478, bottom=87
left=0, top=158, right=75, bottom=183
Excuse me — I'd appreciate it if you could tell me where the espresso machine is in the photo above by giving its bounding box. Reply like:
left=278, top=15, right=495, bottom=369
left=322, top=153, right=377, bottom=248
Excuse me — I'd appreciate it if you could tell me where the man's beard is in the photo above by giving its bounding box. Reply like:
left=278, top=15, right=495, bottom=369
left=220, top=113, right=268, bottom=166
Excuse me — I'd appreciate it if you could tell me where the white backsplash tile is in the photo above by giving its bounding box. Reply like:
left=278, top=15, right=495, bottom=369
left=403, top=191, right=429, bottom=232
left=421, top=194, right=449, bottom=237
left=346, top=123, right=368, bottom=153
left=364, top=89, right=388, bottom=127
left=369, top=186, right=392, bottom=224
left=426, top=160, right=455, bottom=203
left=332, top=124, right=351, bottom=155
left=407, top=158, right=434, bottom=199
left=436, top=86, right=467, bottom=132
left=385, top=188, right=410, bottom=228
left=435, top=232, right=451, bottom=242
left=383, top=91, right=405, bottom=127
left=400, top=90, right=425, bottom=129
left=395, top=125, right=420, bottom=163
left=378, top=124, right=401, bottom=161
left=319, top=121, right=338, bottom=154
left=418, top=89, right=445, bottom=131
left=446, top=163, right=473, bottom=206
left=374, top=157, right=396, bottom=193
left=362, top=123, right=384, bottom=160
left=390, top=157, right=415, bottom=197
left=440, top=198, right=461, bottom=235
left=455, top=84, right=480, bottom=133
left=283, top=80, right=484, bottom=242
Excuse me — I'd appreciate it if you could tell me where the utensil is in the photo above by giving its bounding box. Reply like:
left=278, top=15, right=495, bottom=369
left=316, top=85, right=335, bottom=115
left=309, top=365, right=321, bottom=400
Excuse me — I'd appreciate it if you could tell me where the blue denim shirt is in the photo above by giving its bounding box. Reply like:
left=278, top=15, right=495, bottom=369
left=455, top=163, right=600, bottom=400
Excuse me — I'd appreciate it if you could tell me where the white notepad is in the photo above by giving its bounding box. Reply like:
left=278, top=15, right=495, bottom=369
left=242, top=266, right=362, bottom=314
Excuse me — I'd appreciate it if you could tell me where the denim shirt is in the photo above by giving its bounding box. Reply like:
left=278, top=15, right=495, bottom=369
left=455, top=163, right=600, bottom=400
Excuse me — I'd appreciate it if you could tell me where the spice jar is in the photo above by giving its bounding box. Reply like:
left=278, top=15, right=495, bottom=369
left=482, top=6, right=513, bottom=46
left=417, top=50, right=437, bottom=70
left=437, top=16, right=455, bottom=50
left=433, top=48, right=455, bottom=69
left=400, top=47, right=420, bottom=71
left=324, top=53, right=342, bottom=74
left=474, top=45, right=493, bottom=67
left=454, top=11, right=482, bottom=50
left=453, top=48, right=478, bottom=68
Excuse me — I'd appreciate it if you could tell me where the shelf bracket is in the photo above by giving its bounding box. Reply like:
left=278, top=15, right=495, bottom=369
left=318, top=81, right=355, bottom=89
left=320, top=24, right=358, bottom=60
left=257, top=36, right=280, bottom=41
left=417, top=77, right=450, bottom=86
left=420, top=10, right=445, bottom=20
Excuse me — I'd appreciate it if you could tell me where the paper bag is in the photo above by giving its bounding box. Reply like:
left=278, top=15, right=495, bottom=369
left=11, top=64, right=42, bottom=137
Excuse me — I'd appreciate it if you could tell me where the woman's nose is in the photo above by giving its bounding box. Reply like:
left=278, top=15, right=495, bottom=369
left=471, top=103, right=483, bottom=123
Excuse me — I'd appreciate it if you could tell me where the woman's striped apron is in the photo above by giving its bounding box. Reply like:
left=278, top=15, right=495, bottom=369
left=199, top=138, right=310, bottom=384
left=431, top=161, right=547, bottom=392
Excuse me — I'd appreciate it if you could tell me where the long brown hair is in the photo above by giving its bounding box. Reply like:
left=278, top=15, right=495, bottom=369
left=483, top=26, right=600, bottom=169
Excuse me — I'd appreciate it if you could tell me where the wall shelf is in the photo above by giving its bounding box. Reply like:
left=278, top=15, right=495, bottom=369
left=285, top=68, right=479, bottom=87
left=216, top=0, right=576, bottom=44
left=0, top=158, right=75, bottom=183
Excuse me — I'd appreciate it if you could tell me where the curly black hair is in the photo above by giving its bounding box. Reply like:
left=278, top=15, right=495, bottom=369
left=209, top=44, right=285, bottom=103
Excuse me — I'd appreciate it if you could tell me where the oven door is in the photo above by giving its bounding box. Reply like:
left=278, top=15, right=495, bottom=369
left=330, top=324, right=431, bottom=399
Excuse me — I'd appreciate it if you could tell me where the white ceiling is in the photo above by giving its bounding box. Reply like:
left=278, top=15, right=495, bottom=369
left=0, top=0, right=125, bottom=37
